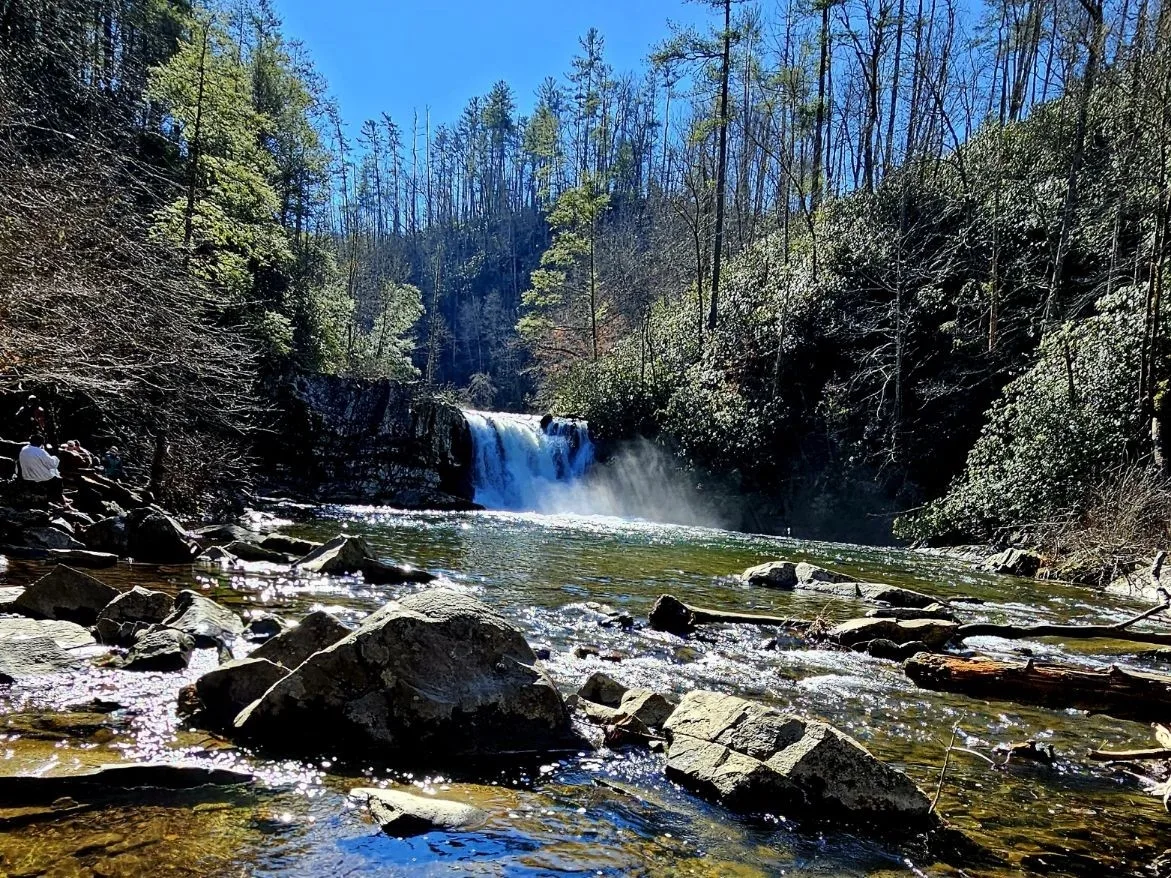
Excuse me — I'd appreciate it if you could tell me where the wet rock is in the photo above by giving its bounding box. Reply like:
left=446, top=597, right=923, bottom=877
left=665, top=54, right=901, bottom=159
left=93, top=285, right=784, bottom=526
left=983, top=548, right=1042, bottom=578
left=242, top=611, right=286, bottom=643
left=533, top=646, right=552, bottom=661
left=795, top=562, right=852, bottom=584
left=742, top=561, right=799, bottom=588
left=598, top=611, right=634, bottom=629
left=830, top=617, right=958, bottom=649
left=249, top=610, right=349, bottom=669
left=648, top=594, right=696, bottom=635
left=197, top=545, right=237, bottom=564
left=23, top=525, right=86, bottom=551
left=758, top=637, right=779, bottom=651
left=0, top=635, right=78, bottom=682
left=3, top=710, right=127, bottom=741
left=866, top=604, right=957, bottom=622
left=121, top=628, right=194, bottom=671
left=578, top=671, right=628, bottom=707
left=10, top=564, right=118, bottom=625
left=618, top=689, right=675, bottom=728
left=82, top=509, right=199, bottom=563
left=294, top=534, right=435, bottom=584
left=0, top=585, right=24, bottom=612
left=189, top=657, right=287, bottom=729
left=354, top=787, right=487, bottom=836
left=663, top=690, right=932, bottom=826
left=865, top=638, right=928, bottom=661
left=580, top=699, right=625, bottom=724
left=222, top=540, right=295, bottom=564
left=45, top=548, right=118, bottom=568
left=573, top=644, right=600, bottom=659
left=94, top=586, right=174, bottom=645
left=161, top=590, right=244, bottom=649
left=0, top=763, right=253, bottom=805
left=234, top=589, right=575, bottom=761
left=192, top=524, right=257, bottom=546
left=0, top=617, right=95, bottom=649
left=259, top=534, right=321, bottom=556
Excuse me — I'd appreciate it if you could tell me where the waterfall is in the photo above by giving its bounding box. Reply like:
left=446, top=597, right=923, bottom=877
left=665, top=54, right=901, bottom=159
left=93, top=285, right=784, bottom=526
left=464, top=410, right=595, bottom=510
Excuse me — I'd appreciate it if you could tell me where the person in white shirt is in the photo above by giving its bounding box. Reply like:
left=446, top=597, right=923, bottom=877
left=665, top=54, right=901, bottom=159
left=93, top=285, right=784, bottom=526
left=15, top=434, right=64, bottom=503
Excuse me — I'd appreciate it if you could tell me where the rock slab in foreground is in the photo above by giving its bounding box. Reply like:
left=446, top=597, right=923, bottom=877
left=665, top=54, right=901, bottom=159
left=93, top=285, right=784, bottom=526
left=234, top=589, right=574, bottom=760
left=11, top=565, right=118, bottom=625
left=663, top=690, right=931, bottom=826
left=354, top=787, right=487, bottom=836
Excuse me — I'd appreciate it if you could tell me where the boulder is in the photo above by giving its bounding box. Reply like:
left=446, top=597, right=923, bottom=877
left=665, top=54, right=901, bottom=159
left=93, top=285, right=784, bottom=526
left=160, top=590, right=244, bottom=649
left=294, top=534, right=435, bottom=584
left=197, top=546, right=237, bottom=564
left=121, top=628, right=194, bottom=671
left=830, top=617, right=957, bottom=649
left=249, top=610, right=349, bottom=669
left=795, top=562, right=851, bottom=584
left=93, top=586, right=175, bottom=646
left=0, top=617, right=95, bottom=649
left=0, top=586, right=22, bottom=612
left=260, top=534, right=321, bottom=556
left=578, top=671, right=628, bottom=707
left=353, top=787, right=487, bottom=836
left=242, top=611, right=286, bottom=643
left=11, top=565, right=118, bottom=625
left=741, top=561, right=798, bottom=589
left=618, top=689, right=675, bottom=728
left=983, top=548, right=1042, bottom=578
left=192, top=524, right=257, bottom=546
left=222, top=541, right=294, bottom=564
left=234, top=589, right=574, bottom=760
left=82, top=509, right=198, bottom=563
left=648, top=594, right=697, bottom=635
left=23, top=526, right=85, bottom=551
left=0, top=635, right=78, bottom=683
left=189, top=658, right=287, bottom=729
left=663, top=691, right=931, bottom=826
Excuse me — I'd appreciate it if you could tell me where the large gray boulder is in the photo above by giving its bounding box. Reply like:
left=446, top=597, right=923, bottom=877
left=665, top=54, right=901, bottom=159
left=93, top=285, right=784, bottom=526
left=578, top=671, right=628, bottom=707
left=830, top=617, right=958, bottom=649
left=741, top=561, right=799, bottom=588
left=94, top=586, right=175, bottom=645
left=795, top=562, right=852, bottom=584
left=234, top=589, right=574, bottom=760
left=249, top=610, right=349, bottom=669
left=11, top=565, right=118, bottom=625
left=663, top=691, right=932, bottom=827
left=160, top=590, right=244, bottom=649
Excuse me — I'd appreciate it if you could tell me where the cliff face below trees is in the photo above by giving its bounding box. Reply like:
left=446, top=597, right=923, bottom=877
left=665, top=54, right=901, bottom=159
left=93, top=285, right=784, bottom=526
left=270, top=375, right=477, bottom=510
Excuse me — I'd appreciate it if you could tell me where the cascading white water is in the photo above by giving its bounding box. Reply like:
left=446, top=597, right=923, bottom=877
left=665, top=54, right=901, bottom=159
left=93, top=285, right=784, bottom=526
left=464, top=410, right=595, bottom=510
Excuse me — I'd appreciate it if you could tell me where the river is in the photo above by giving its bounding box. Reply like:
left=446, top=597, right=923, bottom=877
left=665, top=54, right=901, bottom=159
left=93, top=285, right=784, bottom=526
left=0, top=503, right=1167, bottom=876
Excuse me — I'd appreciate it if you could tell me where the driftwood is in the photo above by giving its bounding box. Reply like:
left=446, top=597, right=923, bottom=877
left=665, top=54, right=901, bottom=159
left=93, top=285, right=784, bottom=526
left=953, top=601, right=1171, bottom=648
left=648, top=594, right=813, bottom=635
left=1086, top=747, right=1171, bottom=761
left=904, top=653, right=1171, bottom=723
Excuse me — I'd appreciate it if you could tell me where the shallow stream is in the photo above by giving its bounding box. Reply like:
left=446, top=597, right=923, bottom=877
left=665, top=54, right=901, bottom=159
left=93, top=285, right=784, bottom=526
left=1, top=507, right=1168, bottom=876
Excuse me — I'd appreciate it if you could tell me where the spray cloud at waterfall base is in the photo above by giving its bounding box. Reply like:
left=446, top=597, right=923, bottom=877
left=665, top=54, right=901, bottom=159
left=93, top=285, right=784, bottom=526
left=465, top=411, right=723, bottom=527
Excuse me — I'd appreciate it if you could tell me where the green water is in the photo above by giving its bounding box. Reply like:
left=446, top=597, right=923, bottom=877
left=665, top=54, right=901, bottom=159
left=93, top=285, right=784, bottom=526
left=1, top=507, right=1168, bottom=876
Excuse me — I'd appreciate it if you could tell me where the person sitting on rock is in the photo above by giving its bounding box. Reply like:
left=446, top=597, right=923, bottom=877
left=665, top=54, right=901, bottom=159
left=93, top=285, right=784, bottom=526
left=102, top=446, right=125, bottom=480
left=58, top=440, right=97, bottom=483
left=15, top=434, right=64, bottom=504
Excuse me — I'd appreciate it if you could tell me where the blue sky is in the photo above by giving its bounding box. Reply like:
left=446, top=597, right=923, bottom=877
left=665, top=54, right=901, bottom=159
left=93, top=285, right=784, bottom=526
left=275, top=0, right=712, bottom=133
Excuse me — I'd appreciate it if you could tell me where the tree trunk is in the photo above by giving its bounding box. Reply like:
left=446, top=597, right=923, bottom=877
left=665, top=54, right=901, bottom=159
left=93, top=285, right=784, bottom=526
left=708, top=0, right=732, bottom=332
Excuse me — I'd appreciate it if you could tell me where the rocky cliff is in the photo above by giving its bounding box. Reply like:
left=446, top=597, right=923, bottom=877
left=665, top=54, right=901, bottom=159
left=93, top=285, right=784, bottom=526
left=270, top=375, right=476, bottom=510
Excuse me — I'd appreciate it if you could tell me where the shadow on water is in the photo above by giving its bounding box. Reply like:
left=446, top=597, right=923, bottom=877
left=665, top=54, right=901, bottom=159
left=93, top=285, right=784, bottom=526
left=1, top=506, right=1169, bottom=875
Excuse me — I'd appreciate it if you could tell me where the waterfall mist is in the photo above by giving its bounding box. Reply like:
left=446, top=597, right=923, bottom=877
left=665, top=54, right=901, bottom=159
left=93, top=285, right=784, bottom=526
left=538, top=439, right=726, bottom=527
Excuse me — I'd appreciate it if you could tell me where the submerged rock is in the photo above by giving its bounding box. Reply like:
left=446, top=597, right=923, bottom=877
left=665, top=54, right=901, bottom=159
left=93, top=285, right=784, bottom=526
left=11, top=565, right=118, bottom=625
left=249, top=610, right=350, bottom=669
left=663, top=690, right=932, bottom=826
left=94, top=586, right=175, bottom=645
left=830, top=617, right=957, bottom=649
left=121, top=628, right=194, bottom=671
left=354, top=787, right=487, bottom=836
left=234, top=589, right=574, bottom=761
left=0, top=635, right=78, bottom=683
left=161, top=590, right=244, bottom=649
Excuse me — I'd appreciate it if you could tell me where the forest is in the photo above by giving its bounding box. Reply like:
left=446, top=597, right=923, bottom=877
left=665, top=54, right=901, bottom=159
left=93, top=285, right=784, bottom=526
left=1, top=0, right=1168, bottom=549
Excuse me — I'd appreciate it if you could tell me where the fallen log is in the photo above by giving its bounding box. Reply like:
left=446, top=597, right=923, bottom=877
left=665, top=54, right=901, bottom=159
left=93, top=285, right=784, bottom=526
left=904, top=653, right=1171, bottom=724
left=953, top=601, right=1171, bottom=649
left=648, top=594, right=813, bottom=636
left=1086, top=747, right=1171, bottom=762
